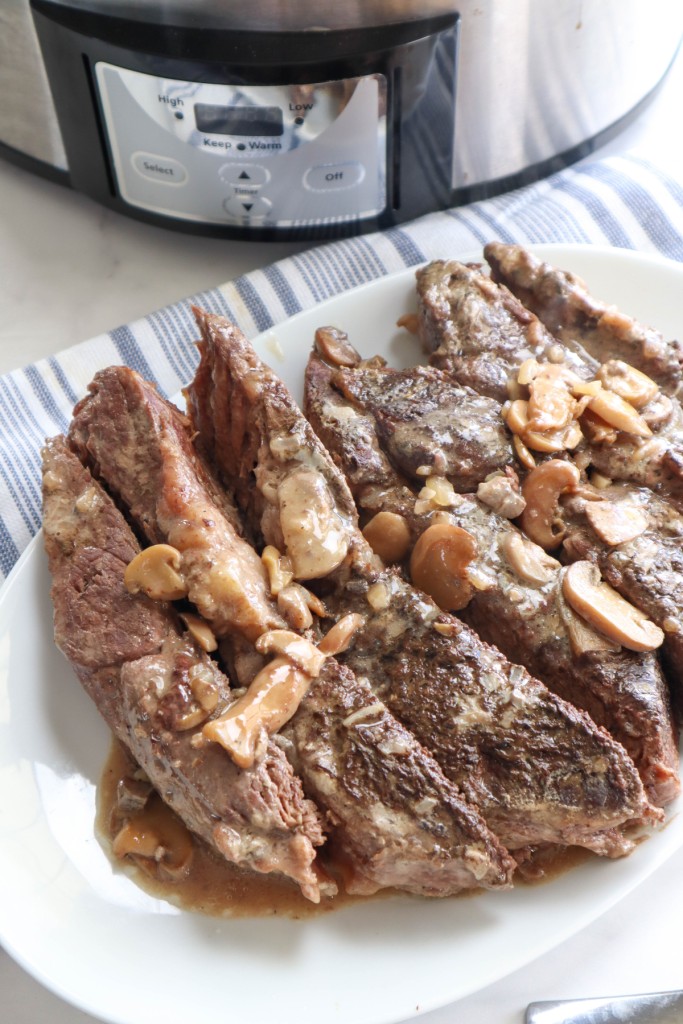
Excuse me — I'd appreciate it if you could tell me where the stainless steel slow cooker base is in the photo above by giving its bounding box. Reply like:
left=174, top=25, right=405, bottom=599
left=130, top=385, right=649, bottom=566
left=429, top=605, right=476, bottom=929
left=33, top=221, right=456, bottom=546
left=1, top=0, right=681, bottom=240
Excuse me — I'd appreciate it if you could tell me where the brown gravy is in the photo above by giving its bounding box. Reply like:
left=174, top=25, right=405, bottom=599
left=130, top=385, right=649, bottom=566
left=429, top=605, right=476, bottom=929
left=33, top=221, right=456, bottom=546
left=95, top=737, right=594, bottom=919
left=95, top=738, right=384, bottom=919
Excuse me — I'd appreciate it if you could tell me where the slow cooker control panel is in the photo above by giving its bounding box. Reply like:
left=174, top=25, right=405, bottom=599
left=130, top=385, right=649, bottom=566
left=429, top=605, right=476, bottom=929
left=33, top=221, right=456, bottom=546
left=95, top=63, right=387, bottom=228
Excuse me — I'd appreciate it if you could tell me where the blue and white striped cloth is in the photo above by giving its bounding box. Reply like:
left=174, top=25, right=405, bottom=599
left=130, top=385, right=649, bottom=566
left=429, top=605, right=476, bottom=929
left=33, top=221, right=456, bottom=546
left=1, top=152, right=682, bottom=582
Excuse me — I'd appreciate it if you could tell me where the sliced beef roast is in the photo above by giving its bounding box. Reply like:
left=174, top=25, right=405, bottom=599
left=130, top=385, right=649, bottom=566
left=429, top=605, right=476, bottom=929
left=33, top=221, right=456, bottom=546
left=285, top=666, right=515, bottom=896
left=185, top=309, right=659, bottom=857
left=332, top=361, right=514, bottom=491
left=62, top=387, right=512, bottom=899
left=42, top=435, right=325, bottom=901
left=67, top=367, right=283, bottom=647
left=484, top=241, right=683, bottom=395
left=415, top=258, right=597, bottom=401
left=417, top=255, right=683, bottom=514
left=304, top=349, right=679, bottom=808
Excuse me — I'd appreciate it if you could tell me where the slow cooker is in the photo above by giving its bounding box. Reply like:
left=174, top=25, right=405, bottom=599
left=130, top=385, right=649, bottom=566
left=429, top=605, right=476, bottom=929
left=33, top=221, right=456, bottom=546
left=1, top=0, right=682, bottom=240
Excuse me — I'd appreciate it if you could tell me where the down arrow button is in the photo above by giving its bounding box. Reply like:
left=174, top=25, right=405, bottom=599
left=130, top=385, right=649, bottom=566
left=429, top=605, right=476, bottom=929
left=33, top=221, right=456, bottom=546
left=222, top=194, right=273, bottom=218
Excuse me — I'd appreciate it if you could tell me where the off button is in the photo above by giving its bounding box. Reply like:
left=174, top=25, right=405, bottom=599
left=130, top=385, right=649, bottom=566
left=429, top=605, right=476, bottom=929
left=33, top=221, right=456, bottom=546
left=132, top=152, right=188, bottom=186
left=304, top=162, right=365, bottom=192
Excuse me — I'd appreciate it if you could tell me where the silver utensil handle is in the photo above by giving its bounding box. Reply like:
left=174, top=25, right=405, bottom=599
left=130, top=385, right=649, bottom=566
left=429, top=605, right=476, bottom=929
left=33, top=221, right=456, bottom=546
left=527, top=990, right=683, bottom=1023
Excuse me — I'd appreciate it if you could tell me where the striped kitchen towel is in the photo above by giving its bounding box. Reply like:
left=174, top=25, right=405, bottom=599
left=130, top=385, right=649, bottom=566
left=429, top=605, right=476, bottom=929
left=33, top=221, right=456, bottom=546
left=1, top=152, right=682, bottom=582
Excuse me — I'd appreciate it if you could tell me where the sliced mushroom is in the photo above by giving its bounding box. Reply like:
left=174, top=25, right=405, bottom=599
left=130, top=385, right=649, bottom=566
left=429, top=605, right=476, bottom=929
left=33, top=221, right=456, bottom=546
left=318, top=612, right=364, bottom=656
left=519, top=459, right=580, bottom=551
left=517, top=357, right=541, bottom=386
left=254, top=629, right=327, bottom=676
left=505, top=396, right=581, bottom=454
left=587, top=390, right=652, bottom=438
left=513, top=433, right=536, bottom=470
left=112, top=818, right=160, bottom=861
left=571, top=379, right=603, bottom=398
left=261, top=545, right=294, bottom=596
left=556, top=570, right=622, bottom=656
left=174, top=705, right=212, bottom=731
left=112, top=794, right=194, bottom=882
left=581, top=409, right=618, bottom=445
left=202, top=656, right=315, bottom=768
left=396, top=312, right=419, bottom=335
left=584, top=501, right=649, bottom=546
left=276, top=584, right=314, bottom=630
left=190, top=669, right=220, bottom=714
left=278, top=468, right=350, bottom=580
left=180, top=612, right=218, bottom=653
left=362, top=510, right=412, bottom=563
left=202, top=618, right=359, bottom=768
left=524, top=420, right=582, bottom=454
left=314, top=325, right=362, bottom=367
left=562, top=561, right=664, bottom=653
left=504, top=399, right=531, bottom=437
left=123, top=544, right=188, bottom=602
left=275, top=577, right=327, bottom=630
left=500, top=531, right=561, bottom=586
left=409, top=523, right=477, bottom=612
left=598, top=360, right=659, bottom=409
left=526, top=364, right=578, bottom=433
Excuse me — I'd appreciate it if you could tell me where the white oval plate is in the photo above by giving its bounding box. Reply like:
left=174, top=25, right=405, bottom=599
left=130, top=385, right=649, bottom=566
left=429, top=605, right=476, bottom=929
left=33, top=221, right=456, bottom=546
left=1, top=244, right=682, bottom=1024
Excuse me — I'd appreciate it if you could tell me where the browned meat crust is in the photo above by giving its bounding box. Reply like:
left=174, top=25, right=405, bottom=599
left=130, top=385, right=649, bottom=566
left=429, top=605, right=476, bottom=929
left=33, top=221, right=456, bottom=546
left=186, top=309, right=658, bottom=857
left=331, top=362, right=514, bottom=490
left=340, top=579, right=660, bottom=853
left=41, top=435, right=325, bottom=901
left=185, top=316, right=361, bottom=579
left=286, top=667, right=516, bottom=896
left=67, top=366, right=283, bottom=646
left=562, top=483, right=683, bottom=702
left=183, top=319, right=521, bottom=896
left=304, top=356, right=679, bottom=808
left=485, top=241, right=683, bottom=395
left=418, top=254, right=683, bottom=514
left=304, top=352, right=418, bottom=528
left=64, top=373, right=513, bottom=900
left=415, top=259, right=597, bottom=401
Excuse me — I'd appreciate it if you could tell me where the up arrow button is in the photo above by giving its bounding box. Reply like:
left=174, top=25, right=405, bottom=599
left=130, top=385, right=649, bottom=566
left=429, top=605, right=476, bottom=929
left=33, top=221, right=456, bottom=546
left=218, top=163, right=270, bottom=186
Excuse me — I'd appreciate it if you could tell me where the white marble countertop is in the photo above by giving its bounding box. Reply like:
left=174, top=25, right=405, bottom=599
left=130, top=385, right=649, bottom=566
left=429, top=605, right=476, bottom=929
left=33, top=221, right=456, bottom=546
left=2, top=43, right=683, bottom=1024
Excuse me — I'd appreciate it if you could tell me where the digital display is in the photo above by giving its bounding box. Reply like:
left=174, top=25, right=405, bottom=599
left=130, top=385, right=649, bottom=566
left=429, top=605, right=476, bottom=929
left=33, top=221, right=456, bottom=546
left=194, top=103, right=284, bottom=137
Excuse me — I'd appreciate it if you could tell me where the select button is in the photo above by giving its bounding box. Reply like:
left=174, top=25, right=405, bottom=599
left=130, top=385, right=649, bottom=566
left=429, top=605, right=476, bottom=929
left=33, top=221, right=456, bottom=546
left=132, top=152, right=188, bottom=186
